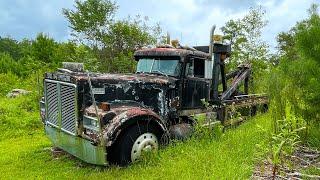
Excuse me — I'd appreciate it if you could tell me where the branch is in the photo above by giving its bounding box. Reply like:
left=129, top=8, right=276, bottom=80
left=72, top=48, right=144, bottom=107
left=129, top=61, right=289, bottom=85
left=287, top=172, right=320, bottom=179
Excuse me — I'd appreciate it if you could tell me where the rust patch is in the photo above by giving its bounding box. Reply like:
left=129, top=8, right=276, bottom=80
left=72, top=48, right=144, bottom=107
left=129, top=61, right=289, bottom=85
left=100, top=106, right=165, bottom=146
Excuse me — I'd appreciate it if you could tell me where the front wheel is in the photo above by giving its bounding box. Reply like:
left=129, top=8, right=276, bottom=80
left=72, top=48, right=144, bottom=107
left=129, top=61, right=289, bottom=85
left=108, top=123, right=160, bottom=166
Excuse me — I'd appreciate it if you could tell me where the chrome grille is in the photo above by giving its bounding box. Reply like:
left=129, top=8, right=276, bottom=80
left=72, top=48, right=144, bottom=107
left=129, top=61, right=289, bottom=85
left=46, top=82, right=58, bottom=127
left=60, top=84, right=77, bottom=134
left=45, top=80, right=78, bottom=135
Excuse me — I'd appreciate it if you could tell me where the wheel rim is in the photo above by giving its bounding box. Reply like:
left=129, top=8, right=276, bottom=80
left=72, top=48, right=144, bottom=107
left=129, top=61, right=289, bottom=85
left=131, top=132, right=158, bottom=162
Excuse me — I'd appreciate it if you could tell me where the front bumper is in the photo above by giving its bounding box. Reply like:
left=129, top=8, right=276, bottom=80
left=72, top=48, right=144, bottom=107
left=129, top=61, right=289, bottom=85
left=45, top=125, right=107, bottom=166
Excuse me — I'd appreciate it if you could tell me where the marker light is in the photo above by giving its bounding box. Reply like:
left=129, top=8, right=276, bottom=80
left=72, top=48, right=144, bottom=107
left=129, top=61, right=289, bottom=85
left=171, top=40, right=179, bottom=48
left=99, top=102, right=110, bottom=111
left=213, top=35, right=223, bottom=44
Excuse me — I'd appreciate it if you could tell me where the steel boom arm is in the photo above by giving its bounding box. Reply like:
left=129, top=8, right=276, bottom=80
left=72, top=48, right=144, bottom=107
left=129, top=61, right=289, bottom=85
left=220, top=66, right=251, bottom=101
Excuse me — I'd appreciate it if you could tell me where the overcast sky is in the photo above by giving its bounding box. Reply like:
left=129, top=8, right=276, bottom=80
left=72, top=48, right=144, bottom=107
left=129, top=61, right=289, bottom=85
left=0, top=0, right=316, bottom=50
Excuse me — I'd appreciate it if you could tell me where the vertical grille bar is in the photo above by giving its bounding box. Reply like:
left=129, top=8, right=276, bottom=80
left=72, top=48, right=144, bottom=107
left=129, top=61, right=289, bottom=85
left=46, top=82, right=58, bottom=127
left=45, top=80, right=77, bottom=135
left=60, top=84, right=77, bottom=134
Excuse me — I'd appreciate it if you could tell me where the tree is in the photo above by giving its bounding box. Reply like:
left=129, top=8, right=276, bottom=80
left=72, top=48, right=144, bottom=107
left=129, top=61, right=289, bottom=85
left=292, top=5, right=320, bottom=120
left=106, top=17, right=158, bottom=54
left=277, top=3, right=319, bottom=61
left=62, top=0, right=117, bottom=48
left=102, top=16, right=160, bottom=72
left=271, top=3, right=320, bottom=123
left=0, top=37, right=22, bottom=60
left=221, top=6, right=269, bottom=65
left=277, top=30, right=297, bottom=60
left=31, top=33, right=57, bottom=63
left=63, top=0, right=162, bottom=72
left=221, top=6, right=270, bottom=92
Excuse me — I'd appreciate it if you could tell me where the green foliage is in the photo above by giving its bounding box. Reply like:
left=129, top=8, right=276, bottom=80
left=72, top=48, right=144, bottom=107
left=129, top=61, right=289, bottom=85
left=108, top=52, right=137, bottom=73
left=256, top=107, right=306, bottom=177
left=221, top=6, right=269, bottom=65
left=221, top=6, right=270, bottom=92
left=32, top=33, right=58, bottom=63
left=0, top=34, right=99, bottom=79
left=304, top=123, right=320, bottom=148
left=253, top=6, right=320, bottom=176
left=0, top=53, right=20, bottom=74
left=106, top=17, right=158, bottom=53
left=0, top=37, right=24, bottom=59
left=0, top=1, right=162, bottom=77
left=0, top=94, right=41, bottom=141
left=63, top=0, right=117, bottom=46
left=272, top=4, right=320, bottom=125
left=277, top=30, right=297, bottom=60
left=63, top=0, right=162, bottom=73
left=296, top=15, right=320, bottom=62
left=253, top=8, right=320, bottom=178
left=0, top=72, right=21, bottom=96
left=193, top=113, right=224, bottom=141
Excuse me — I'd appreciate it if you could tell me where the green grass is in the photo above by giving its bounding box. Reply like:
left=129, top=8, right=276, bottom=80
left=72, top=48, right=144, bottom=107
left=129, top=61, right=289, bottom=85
left=0, top=94, right=276, bottom=179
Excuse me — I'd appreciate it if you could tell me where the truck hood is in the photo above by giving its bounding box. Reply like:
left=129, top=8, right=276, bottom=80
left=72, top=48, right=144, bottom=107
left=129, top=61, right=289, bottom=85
left=73, top=73, right=179, bottom=117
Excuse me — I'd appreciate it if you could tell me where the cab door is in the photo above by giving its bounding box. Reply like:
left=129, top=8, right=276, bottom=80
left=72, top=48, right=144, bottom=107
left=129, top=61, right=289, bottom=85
left=182, top=57, right=210, bottom=109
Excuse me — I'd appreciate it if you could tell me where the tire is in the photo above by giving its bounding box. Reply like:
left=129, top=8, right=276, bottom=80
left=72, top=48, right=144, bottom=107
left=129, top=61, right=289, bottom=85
left=108, top=123, right=160, bottom=166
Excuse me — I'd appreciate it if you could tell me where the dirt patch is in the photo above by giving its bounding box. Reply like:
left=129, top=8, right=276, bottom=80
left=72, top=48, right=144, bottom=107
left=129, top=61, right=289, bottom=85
left=252, top=146, right=320, bottom=179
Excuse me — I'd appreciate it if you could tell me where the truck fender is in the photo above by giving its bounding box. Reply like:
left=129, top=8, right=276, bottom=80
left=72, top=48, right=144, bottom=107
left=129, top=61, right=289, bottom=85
left=102, top=107, right=168, bottom=147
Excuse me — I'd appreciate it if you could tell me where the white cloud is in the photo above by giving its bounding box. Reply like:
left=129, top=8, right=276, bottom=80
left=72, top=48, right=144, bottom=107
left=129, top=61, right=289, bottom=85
left=117, top=0, right=316, bottom=50
left=260, top=0, right=315, bottom=49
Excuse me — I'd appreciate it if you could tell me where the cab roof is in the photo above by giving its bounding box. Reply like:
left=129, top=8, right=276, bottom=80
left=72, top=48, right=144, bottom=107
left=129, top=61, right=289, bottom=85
left=134, top=47, right=210, bottom=60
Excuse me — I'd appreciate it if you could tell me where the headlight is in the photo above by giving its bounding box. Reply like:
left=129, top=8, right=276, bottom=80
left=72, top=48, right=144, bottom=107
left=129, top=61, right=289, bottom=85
left=83, top=115, right=100, bottom=131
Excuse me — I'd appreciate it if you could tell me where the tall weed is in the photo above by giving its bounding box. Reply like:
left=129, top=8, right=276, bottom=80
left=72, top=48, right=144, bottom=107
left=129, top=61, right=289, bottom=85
left=256, top=106, right=306, bottom=177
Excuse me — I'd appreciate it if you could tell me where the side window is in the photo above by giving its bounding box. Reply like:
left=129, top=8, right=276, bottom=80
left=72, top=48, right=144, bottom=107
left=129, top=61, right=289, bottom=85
left=194, top=58, right=205, bottom=78
left=185, top=58, right=205, bottom=78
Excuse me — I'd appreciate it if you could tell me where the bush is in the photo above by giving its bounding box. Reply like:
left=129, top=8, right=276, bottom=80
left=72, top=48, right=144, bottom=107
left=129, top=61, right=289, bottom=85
left=0, top=72, right=21, bottom=96
left=270, top=5, right=320, bottom=148
left=0, top=93, right=41, bottom=141
left=0, top=53, right=21, bottom=75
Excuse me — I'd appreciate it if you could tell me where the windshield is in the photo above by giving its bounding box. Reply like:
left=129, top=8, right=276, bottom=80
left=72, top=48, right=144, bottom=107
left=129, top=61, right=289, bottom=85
left=136, top=58, right=181, bottom=77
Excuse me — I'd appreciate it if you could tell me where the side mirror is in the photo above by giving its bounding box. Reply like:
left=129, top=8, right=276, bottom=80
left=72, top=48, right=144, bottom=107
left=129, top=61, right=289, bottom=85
left=187, top=66, right=194, bottom=77
left=186, top=59, right=194, bottom=77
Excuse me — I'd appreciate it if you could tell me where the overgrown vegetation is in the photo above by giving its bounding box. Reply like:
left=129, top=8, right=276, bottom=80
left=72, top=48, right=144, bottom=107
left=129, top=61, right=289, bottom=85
left=252, top=4, right=320, bottom=178
left=0, top=0, right=319, bottom=179
left=0, top=96, right=272, bottom=179
left=268, top=4, right=320, bottom=145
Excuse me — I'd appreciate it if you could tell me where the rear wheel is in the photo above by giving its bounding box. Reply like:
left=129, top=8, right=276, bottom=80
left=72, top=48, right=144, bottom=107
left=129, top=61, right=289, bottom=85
left=108, top=123, right=160, bottom=166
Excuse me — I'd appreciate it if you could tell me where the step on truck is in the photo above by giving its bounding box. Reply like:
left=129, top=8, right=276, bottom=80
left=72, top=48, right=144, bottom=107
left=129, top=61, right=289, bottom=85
left=40, top=26, right=268, bottom=166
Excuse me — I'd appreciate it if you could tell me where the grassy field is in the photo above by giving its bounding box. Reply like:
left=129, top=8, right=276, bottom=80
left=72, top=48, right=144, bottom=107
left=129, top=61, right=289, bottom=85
left=0, top=93, right=275, bottom=179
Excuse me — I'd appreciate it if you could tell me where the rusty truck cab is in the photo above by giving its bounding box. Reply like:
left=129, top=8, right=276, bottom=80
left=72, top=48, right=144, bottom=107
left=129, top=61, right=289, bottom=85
left=134, top=47, right=212, bottom=114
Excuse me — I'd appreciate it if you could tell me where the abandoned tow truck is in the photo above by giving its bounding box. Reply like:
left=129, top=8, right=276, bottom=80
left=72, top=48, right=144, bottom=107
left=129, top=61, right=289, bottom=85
left=40, top=26, right=268, bottom=166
